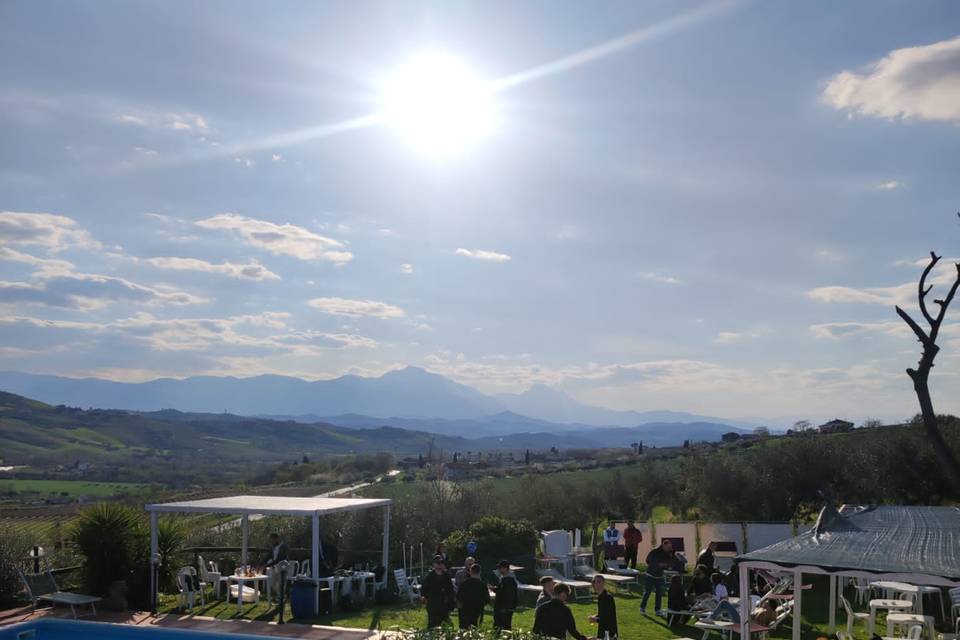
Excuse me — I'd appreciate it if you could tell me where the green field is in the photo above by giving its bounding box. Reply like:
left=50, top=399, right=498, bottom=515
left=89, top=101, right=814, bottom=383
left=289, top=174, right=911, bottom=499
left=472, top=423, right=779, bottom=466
left=0, top=478, right=150, bottom=497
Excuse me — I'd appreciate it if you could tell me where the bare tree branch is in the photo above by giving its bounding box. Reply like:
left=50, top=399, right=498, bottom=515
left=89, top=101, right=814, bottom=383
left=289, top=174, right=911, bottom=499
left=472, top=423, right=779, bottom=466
left=895, top=305, right=929, bottom=344
left=918, top=252, right=940, bottom=326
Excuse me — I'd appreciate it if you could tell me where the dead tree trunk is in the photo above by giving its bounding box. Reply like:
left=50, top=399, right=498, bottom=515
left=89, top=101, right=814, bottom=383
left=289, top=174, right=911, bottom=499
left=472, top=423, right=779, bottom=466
left=895, top=251, right=960, bottom=489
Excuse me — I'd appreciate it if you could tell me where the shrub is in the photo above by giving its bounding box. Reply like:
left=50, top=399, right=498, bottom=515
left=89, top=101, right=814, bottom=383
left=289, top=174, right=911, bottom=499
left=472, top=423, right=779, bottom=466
left=0, top=524, right=30, bottom=606
left=70, top=503, right=146, bottom=597
left=443, top=516, right=538, bottom=568
left=394, top=628, right=546, bottom=640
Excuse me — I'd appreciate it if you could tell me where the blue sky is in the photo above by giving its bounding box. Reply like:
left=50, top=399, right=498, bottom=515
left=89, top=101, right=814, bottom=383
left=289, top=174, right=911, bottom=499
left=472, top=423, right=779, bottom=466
left=1, top=0, right=959, bottom=422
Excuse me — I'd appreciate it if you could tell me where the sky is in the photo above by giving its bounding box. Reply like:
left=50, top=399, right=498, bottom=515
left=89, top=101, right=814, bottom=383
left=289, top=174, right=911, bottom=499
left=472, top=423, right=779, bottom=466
left=1, top=0, right=959, bottom=423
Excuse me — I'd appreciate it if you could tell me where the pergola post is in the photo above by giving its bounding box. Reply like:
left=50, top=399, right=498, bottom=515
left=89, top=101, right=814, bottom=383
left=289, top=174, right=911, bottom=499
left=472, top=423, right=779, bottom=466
left=793, top=569, right=803, bottom=640
left=738, top=563, right=750, bottom=640
left=241, top=514, right=249, bottom=567
left=312, top=512, right=320, bottom=578
left=149, top=511, right=158, bottom=613
left=382, top=504, right=391, bottom=570
left=828, top=574, right=837, bottom=632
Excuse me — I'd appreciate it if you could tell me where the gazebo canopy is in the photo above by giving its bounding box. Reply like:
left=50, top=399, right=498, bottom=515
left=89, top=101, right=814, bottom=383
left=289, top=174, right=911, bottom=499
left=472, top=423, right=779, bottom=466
left=144, top=494, right=392, bottom=613
left=145, top=494, right=391, bottom=516
left=738, top=504, right=960, bottom=585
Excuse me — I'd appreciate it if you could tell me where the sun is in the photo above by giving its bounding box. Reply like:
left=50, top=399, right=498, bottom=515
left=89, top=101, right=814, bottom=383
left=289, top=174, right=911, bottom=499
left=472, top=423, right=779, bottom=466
left=381, top=52, right=495, bottom=156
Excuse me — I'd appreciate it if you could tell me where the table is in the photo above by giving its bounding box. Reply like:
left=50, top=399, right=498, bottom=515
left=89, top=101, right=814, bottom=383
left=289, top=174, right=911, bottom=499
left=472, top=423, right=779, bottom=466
left=228, top=573, right=267, bottom=612
left=886, top=613, right=935, bottom=640
left=317, top=571, right=376, bottom=608
left=869, top=599, right=915, bottom=634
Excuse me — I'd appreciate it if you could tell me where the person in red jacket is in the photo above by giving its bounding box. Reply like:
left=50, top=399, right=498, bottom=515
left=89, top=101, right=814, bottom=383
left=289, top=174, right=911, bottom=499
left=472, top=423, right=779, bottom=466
left=623, top=521, right=643, bottom=569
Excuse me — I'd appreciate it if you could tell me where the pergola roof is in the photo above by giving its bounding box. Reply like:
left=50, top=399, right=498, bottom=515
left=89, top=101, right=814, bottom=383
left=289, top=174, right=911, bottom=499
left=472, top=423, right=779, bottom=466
left=737, top=505, right=960, bottom=584
left=145, top=494, right=391, bottom=516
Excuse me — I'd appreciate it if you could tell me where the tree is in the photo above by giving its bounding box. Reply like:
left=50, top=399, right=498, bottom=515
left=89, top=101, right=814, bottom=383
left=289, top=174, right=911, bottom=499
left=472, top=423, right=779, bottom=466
left=895, top=249, right=960, bottom=488
left=793, top=420, right=812, bottom=432
left=753, top=426, right=771, bottom=437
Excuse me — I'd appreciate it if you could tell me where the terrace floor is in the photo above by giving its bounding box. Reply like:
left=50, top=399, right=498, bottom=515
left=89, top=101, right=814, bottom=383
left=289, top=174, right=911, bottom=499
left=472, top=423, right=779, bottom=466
left=0, top=606, right=385, bottom=640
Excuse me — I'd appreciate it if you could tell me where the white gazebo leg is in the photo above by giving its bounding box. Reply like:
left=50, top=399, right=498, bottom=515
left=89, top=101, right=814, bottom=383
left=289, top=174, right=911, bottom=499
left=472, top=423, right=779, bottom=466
left=738, top=564, right=750, bottom=640
left=793, top=570, right=803, bottom=640
left=241, top=515, right=249, bottom=567
left=382, top=504, right=391, bottom=571
left=150, top=511, right=158, bottom=613
left=312, top=513, right=320, bottom=578
left=828, top=575, right=837, bottom=633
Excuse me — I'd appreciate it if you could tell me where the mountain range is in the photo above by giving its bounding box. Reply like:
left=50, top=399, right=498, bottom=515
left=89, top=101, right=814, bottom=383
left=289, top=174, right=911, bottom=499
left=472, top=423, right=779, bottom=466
left=0, top=367, right=759, bottom=432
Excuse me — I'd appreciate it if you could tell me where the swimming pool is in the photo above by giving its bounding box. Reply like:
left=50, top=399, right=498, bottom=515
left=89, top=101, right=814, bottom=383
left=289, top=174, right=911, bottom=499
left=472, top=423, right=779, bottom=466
left=0, top=619, right=276, bottom=640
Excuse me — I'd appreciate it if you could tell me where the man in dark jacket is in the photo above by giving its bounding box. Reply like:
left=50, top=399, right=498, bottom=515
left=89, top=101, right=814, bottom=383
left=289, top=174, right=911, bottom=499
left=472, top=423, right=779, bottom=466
left=697, top=542, right=717, bottom=574
left=493, top=560, right=519, bottom=630
left=640, top=538, right=673, bottom=616
left=533, top=583, right=587, bottom=640
left=590, top=575, right=618, bottom=639
left=264, top=533, right=288, bottom=567
left=421, top=556, right=455, bottom=628
left=455, top=563, right=489, bottom=629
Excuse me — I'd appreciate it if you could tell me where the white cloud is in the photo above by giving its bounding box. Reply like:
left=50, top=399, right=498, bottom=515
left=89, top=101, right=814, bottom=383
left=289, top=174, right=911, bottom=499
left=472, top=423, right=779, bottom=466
left=809, top=321, right=909, bottom=340
left=307, top=297, right=406, bottom=319
left=823, top=35, right=960, bottom=123
left=0, top=272, right=206, bottom=311
left=815, top=249, right=846, bottom=262
left=455, top=248, right=511, bottom=262
left=144, top=257, right=280, bottom=281
left=808, top=263, right=957, bottom=306
left=0, top=311, right=377, bottom=355
left=639, top=271, right=681, bottom=284
left=233, top=157, right=254, bottom=168
left=0, top=247, right=74, bottom=275
left=133, top=146, right=158, bottom=157
left=271, top=154, right=283, bottom=162
left=196, top=213, right=352, bottom=264
left=715, top=331, right=745, bottom=344
left=116, top=110, right=210, bottom=133
left=878, top=180, right=902, bottom=190
left=0, top=211, right=100, bottom=251
left=400, top=263, right=414, bottom=275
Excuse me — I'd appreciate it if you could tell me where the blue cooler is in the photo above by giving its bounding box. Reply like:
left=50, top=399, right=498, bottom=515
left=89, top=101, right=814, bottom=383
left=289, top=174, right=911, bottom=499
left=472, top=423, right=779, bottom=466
left=290, top=578, right=318, bottom=618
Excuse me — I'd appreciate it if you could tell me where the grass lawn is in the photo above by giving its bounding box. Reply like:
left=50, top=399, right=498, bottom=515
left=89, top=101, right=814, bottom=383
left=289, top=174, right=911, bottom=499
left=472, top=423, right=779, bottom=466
left=158, top=576, right=877, bottom=639
left=0, top=478, right=150, bottom=497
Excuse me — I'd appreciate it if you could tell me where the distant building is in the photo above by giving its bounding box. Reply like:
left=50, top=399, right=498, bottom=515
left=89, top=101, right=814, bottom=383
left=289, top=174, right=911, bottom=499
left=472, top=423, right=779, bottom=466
left=721, top=432, right=742, bottom=443
left=818, top=419, right=855, bottom=434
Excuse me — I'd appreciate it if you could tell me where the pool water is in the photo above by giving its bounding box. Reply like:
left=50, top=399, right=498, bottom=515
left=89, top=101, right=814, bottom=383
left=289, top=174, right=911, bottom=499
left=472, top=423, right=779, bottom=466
left=0, top=619, right=275, bottom=640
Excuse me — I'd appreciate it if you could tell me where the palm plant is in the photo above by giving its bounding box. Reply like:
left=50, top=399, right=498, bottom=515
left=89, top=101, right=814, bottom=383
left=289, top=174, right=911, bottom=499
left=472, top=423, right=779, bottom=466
left=70, top=503, right=144, bottom=597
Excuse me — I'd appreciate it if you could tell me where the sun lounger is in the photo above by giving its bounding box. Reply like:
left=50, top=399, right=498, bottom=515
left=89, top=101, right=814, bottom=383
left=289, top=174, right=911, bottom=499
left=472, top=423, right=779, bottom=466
left=536, top=569, right=593, bottom=600
left=19, top=570, right=101, bottom=619
left=694, top=619, right=772, bottom=640
left=574, top=565, right=637, bottom=590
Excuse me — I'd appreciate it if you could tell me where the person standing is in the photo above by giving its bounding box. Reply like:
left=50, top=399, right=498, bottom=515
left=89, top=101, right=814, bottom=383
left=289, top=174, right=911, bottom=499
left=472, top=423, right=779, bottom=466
left=697, top=541, right=717, bottom=574
left=455, top=563, right=489, bottom=629
left=454, top=556, right=476, bottom=592
left=590, top=575, right=618, bottom=639
left=640, top=538, right=673, bottom=616
left=421, top=556, right=455, bottom=628
left=623, top=522, right=643, bottom=569
left=434, top=543, right=450, bottom=571
left=536, top=576, right=556, bottom=609
left=493, top=560, right=519, bottom=631
left=602, top=522, right=622, bottom=561
left=264, top=532, right=289, bottom=601
left=533, top=583, right=587, bottom=640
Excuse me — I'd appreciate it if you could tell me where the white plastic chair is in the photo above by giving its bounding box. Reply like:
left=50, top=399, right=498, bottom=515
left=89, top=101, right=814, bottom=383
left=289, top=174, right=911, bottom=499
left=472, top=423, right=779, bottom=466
left=949, top=587, right=960, bottom=632
left=176, top=566, right=205, bottom=610
left=881, top=624, right=924, bottom=640
left=394, top=568, right=419, bottom=604
left=197, top=555, right=226, bottom=599
left=841, top=595, right=870, bottom=635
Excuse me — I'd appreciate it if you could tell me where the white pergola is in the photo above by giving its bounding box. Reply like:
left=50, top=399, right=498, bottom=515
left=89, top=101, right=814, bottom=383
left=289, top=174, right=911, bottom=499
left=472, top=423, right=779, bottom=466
left=734, top=505, right=960, bottom=640
left=145, top=495, right=392, bottom=610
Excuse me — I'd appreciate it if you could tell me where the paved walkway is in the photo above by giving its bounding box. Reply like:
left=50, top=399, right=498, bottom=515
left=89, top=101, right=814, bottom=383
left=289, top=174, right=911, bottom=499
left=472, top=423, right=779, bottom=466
left=0, top=606, right=395, bottom=639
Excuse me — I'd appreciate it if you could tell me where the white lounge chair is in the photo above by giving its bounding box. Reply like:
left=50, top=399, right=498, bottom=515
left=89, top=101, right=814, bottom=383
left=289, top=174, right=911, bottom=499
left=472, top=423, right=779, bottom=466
left=536, top=569, right=593, bottom=601
left=19, top=570, right=101, bottom=619
left=574, top=565, right=636, bottom=590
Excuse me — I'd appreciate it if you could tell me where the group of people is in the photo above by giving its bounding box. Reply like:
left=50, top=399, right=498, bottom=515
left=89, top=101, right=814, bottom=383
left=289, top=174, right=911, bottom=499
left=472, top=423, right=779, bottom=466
left=420, top=550, right=618, bottom=639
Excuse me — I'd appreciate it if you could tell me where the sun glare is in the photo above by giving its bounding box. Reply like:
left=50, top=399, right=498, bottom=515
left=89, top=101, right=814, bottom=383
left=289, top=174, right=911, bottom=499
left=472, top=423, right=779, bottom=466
left=381, top=52, right=495, bottom=156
